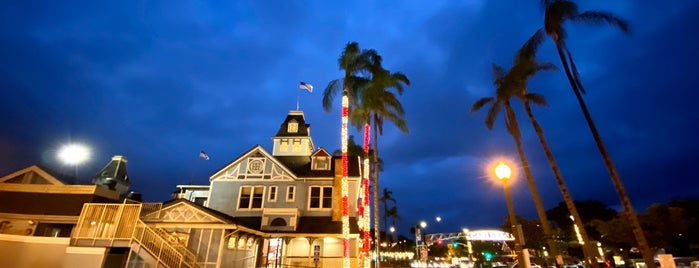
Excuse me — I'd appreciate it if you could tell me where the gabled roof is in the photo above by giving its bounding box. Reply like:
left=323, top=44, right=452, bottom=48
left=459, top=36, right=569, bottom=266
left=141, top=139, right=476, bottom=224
left=210, top=145, right=297, bottom=180
left=311, top=147, right=331, bottom=157
left=157, top=199, right=261, bottom=230
left=0, top=165, right=67, bottom=185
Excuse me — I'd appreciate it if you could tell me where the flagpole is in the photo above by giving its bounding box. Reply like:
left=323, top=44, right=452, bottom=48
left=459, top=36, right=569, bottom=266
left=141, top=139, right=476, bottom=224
left=296, top=88, right=300, bottom=111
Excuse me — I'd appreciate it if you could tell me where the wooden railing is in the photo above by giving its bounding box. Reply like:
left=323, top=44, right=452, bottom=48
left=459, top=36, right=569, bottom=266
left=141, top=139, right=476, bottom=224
left=71, top=203, right=201, bottom=268
left=132, top=220, right=201, bottom=268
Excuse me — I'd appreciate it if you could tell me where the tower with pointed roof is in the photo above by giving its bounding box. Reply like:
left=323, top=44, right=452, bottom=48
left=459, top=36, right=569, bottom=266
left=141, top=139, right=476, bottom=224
left=92, top=155, right=130, bottom=196
left=271, top=110, right=315, bottom=157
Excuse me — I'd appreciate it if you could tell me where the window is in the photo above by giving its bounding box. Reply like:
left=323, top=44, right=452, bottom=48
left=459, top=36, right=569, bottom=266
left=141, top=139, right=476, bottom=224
left=309, top=186, right=332, bottom=209
left=238, top=186, right=264, bottom=209
left=313, top=157, right=329, bottom=170
left=292, top=139, right=301, bottom=152
left=286, top=186, right=295, bottom=202
left=193, top=197, right=207, bottom=206
left=268, top=186, right=277, bottom=202
left=270, top=218, right=286, bottom=226
left=280, top=139, right=288, bottom=151
left=248, top=159, right=264, bottom=174
left=288, top=121, right=298, bottom=133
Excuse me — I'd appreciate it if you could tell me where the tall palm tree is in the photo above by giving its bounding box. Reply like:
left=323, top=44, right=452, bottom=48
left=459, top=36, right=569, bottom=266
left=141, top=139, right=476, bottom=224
left=540, top=1, right=655, bottom=267
left=366, top=62, right=409, bottom=267
left=323, top=42, right=374, bottom=268
left=471, top=63, right=558, bottom=267
left=348, top=57, right=409, bottom=267
left=380, top=188, right=396, bottom=242
left=508, top=29, right=596, bottom=267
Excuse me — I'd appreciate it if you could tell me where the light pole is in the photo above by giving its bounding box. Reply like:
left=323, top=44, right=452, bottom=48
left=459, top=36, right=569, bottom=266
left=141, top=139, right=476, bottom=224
left=414, top=221, right=428, bottom=263
left=495, top=161, right=528, bottom=268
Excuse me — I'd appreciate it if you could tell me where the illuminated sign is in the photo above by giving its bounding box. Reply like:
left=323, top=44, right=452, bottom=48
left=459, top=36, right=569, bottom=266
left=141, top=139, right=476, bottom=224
left=466, top=230, right=514, bottom=241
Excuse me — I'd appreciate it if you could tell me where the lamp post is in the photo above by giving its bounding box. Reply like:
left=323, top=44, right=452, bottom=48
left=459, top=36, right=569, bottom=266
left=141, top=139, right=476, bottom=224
left=414, top=221, right=428, bottom=263
left=495, top=161, right=528, bottom=268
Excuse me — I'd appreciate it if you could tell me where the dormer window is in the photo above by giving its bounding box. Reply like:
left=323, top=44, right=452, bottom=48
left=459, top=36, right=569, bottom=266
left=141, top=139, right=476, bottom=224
left=312, top=156, right=330, bottom=170
left=287, top=120, right=298, bottom=133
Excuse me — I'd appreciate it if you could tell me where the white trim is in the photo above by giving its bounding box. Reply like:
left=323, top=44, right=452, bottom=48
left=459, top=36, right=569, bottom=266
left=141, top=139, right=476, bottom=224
left=210, top=146, right=297, bottom=181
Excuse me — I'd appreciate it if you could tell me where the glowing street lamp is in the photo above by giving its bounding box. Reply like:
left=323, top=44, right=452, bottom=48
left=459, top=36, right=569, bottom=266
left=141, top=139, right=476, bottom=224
left=495, top=161, right=528, bottom=268
left=57, top=143, right=91, bottom=165
left=57, top=143, right=91, bottom=183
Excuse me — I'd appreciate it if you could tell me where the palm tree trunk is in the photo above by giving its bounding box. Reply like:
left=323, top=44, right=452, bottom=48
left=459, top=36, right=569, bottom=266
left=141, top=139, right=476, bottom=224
left=505, top=102, right=559, bottom=266
left=373, top=115, right=382, bottom=268
left=553, top=42, right=655, bottom=268
left=523, top=100, right=591, bottom=267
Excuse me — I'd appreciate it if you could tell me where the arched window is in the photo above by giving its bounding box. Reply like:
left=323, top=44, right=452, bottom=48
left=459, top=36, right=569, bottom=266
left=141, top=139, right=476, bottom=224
left=270, top=217, right=286, bottom=226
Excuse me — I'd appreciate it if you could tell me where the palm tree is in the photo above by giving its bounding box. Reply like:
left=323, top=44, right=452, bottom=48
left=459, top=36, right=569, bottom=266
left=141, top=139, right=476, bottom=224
left=380, top=188, right=396, bottom=242
left=471, top=62, right=559, bottom=268
left=365, top=61, right=409, bottom=267
left=508, top=29, right=596, bottom=267
left=540, top=1, right=655, bottom=267
left=348, top=56, right=409, bottom=266
left=385, top=206, right=401, bottom=243
left=323, top=42, right=374, bottom=268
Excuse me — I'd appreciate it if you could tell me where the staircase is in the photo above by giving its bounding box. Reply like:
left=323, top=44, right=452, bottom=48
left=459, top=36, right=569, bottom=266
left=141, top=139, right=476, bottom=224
left=71, top=203, right=202, bottom=268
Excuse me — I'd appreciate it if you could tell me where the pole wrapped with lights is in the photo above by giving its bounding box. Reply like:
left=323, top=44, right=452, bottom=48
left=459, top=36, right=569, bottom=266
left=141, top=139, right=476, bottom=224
left=361, top=122, right=371, bottom=267
left=341, top=95, right=350, bottom=268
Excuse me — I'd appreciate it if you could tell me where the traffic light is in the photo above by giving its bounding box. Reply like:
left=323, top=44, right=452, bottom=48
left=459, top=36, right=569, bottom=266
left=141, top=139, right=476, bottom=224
left=436, top=240, right=442, bottom=245
left=484, top=251, right=493, bottom=261
left=452, top=241, right=458, bottom=248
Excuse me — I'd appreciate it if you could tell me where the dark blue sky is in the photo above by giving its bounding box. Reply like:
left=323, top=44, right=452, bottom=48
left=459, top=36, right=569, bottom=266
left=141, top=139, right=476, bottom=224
left=2, top=1, right=698, bottom=237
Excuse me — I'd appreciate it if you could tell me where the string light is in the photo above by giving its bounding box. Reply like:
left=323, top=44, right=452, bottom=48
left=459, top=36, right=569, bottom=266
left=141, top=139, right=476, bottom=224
left=362, top=122, right=371, bottom=268
left=341, top=95, right=350, bottom=268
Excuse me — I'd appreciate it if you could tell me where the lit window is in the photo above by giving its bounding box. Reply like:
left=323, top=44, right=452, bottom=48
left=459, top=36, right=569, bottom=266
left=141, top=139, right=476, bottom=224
left=309, top=186, right=332, bottom=209
left=238, top=186, right=264, bottom=209
left=292, top=139, right=301, bottom=152
left=280, top=139, right=288, bottom=151
left=269, top=186, right=277, bottom=202
left=286, top=186, right=295, bottom=202
left=288, top=121, right=298, bottom=133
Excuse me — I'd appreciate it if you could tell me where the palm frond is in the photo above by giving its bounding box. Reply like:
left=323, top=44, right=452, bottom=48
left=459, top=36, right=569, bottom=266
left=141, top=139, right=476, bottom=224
left=471, top=97, right=494, bottom=113
left=574, top=11, right=631, bottom=34
left=516, top=28, right=546, bottom=62
left=491, top=64, right=506, bottom=84
left=322, top=79, right=341, bottom=112
left=525, top=92, right=549, bottom=107
left=484, top=101, right=501, bottom=130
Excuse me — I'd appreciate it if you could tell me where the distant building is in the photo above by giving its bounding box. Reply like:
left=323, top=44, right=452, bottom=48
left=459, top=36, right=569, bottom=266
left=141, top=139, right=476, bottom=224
left=0, top=156, right=132, bottom=267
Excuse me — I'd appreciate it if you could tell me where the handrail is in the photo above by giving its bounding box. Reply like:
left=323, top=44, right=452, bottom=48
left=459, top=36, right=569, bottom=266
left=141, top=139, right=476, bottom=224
left=132, top=219, right=201, bottom=268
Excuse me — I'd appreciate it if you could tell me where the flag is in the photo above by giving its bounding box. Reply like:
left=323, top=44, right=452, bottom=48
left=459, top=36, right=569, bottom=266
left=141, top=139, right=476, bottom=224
left=199, top=150, right=210, bottom=160
left=299, top=81, right=313, bottom=92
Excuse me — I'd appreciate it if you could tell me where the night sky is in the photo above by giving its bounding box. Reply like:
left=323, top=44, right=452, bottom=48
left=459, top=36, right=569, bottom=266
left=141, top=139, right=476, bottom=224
left=2, top=1, right=698, bottom=238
